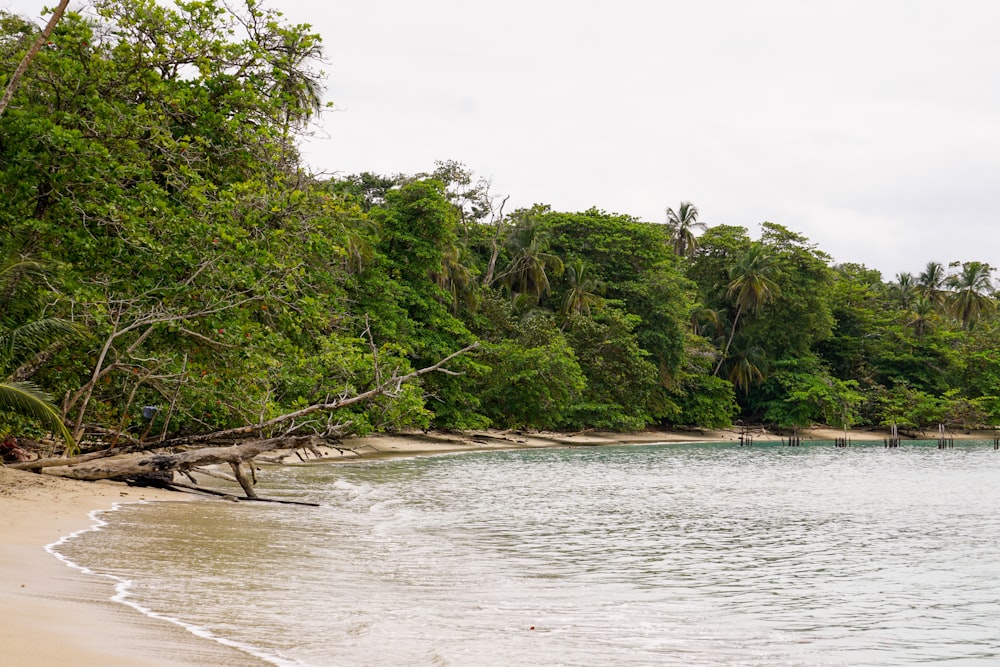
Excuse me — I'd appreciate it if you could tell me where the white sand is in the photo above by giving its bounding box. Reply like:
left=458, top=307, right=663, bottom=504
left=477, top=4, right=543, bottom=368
left=4, top=424, right=995, bottom=665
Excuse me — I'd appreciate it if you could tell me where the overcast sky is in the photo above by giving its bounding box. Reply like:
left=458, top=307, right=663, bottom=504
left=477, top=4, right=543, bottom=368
left=6, top=1, right=1000, bottom=279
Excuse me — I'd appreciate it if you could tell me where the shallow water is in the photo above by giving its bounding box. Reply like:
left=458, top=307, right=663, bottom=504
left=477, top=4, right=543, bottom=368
left=58, top=442, right=1000, bottom=666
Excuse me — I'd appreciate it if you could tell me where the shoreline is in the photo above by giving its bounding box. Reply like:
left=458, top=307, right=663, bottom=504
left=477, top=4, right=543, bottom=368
left=0, top=466, right=271, bottom=667
left=4, top=424, right=999, bottom=665
left=268, top=425, right=1000, bottom=464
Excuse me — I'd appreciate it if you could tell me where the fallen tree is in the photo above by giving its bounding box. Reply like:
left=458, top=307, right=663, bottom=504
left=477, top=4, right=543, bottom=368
left=10, top=343, right=478, bottom=499
left=39, top=435, right=316, bottom=497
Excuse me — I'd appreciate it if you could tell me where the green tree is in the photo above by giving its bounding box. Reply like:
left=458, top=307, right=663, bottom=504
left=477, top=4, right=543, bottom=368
left=665, top=201, right=707, bottom=258
left=537, top=207, right=695, bottom=378
left=476, top=315, right=585, bottom=429
left=750, top=223, right=835, bottom=360
left=875, top=382, right=946, bottom=430
left=0, top=1, right=432, bottom=444
left=756, top=357, right=863, bottom=428
left=716, top=242, right=781, bottom=375
left=811, top=263, right=891, bottom=424
left=559, top=259, right=604, bottom=318
left=945, top=261, right=996, bottom=330
left=364, top=179, right=484, bottom=428
left=0, top=0, right=70, bottom=116
left=494, top=221, right=564, bottom=303
left=670, top=372, right=737, bottom=427
left=917, top=260, right=946, bottom=307
left=957, top=321, right=1000, bottom=426
left=0, top=245, right=79, bottom=446
left=562, top=309, right=663, bottom=430
left=890, top=272, right=916, bottom=309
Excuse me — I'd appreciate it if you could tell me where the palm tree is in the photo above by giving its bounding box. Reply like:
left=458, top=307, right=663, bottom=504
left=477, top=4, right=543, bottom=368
left=715, top=243, right=781, bottom=375
left=560, top=259, right=605, bottom=318
left=665, top=201, right=707, bottom=258
left=945, top=261, right=996, bottom=329
left=0, top=248, right=79, bottom=449
left=495, top=224, right=564, bottom=302
left=905, top=296, right=938, bottom=339
left=917, top=261, right=946, bottom=306
left=722, top=343, right=766, bottom=392
left=433, top=246, right=475, bottom=314
left=890, top=272, right=916, bottom=309
left=689, top=306, right=725, bottom=341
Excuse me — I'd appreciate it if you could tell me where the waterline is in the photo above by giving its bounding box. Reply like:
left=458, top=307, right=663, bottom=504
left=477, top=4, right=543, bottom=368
left=57, top=442, right=1000, bottom=666
left=48, top=502, right=305, bottom=667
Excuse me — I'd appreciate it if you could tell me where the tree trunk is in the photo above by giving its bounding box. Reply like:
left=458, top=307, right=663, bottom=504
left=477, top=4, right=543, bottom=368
left=714, top=304, right=742, bottom=376
left=0, top=0, right=71, bottom=117
left=37, top=435, right=316, bottom=485
left=229, top=460, right=258, bottom=499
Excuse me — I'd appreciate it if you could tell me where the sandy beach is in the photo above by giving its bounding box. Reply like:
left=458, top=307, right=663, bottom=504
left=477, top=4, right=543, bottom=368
left=0, top=466, right=270, bottom=667
left=3, top=425, right=997, bottom=666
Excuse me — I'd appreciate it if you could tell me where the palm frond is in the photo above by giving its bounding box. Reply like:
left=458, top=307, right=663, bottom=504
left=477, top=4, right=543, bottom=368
left=0, top=381, right=74, bottom=447
left=0, top=255, right=44, bottom=293
left=0, top=317, right=85, bottom=364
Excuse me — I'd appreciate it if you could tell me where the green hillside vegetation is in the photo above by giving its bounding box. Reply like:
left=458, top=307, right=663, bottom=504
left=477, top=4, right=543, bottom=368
left=3, top=1, right=999, bottom=456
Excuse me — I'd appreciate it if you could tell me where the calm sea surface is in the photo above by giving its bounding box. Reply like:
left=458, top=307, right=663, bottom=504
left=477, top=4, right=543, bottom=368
left=58, top=442, right=1000, bottom=666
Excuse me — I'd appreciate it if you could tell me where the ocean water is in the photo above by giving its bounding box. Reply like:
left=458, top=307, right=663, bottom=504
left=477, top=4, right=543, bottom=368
left=56, top=442, right=1000, bottom=666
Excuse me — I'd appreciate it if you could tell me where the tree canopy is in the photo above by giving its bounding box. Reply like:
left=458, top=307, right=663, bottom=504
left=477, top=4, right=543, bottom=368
left=3, top=0, right=1000, bottom=456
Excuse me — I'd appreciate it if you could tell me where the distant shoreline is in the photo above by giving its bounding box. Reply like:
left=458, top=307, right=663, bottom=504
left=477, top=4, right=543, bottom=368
left=266, top=425, right=1000, bottom=465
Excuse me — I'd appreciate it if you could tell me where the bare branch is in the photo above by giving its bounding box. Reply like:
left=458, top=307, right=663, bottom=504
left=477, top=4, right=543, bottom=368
left=160, top=342, right=479, bottom=447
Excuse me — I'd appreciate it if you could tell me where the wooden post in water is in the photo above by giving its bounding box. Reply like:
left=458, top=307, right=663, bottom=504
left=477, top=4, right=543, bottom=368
left=836, top=408, right=851, bottom=447
left=835, top=423, right=851, bottom=447
left=886, top=424, right=900, bottom=448
left=936, top=424, right=955, bottom=449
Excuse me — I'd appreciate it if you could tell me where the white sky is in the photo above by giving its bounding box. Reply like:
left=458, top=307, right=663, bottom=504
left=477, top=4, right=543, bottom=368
left=5, top=0, right=1000, bottom=279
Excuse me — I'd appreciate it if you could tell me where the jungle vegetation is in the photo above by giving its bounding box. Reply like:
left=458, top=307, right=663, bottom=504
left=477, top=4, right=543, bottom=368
left=3, top=0, right=1000, bottom=457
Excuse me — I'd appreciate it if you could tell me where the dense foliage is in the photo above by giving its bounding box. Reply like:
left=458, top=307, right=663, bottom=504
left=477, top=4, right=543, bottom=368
left=2, top=1, right=999, bottom=452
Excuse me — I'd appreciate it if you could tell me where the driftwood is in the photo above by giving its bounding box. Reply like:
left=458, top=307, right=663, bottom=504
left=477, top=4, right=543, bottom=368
left=190, top=466, right=239, bottom=483
left=158, top=480, right=320, bottom=506
left=37, top=435, right=324, bottom=502
left=39, top=435, right=317, bottom=482
left=12, top=343, right=479, bottom=500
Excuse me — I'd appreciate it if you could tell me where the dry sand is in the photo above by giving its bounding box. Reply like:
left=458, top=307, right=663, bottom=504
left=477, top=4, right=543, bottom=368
left=4, top=425, right=997, bottom=665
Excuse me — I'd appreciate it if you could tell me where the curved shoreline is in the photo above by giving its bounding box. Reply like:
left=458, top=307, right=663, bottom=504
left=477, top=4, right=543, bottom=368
left=50, top=504, right=301, bottom=667
left=4, top=425, right=998, bottom=665
left=0, top=467, right=270, bottom=667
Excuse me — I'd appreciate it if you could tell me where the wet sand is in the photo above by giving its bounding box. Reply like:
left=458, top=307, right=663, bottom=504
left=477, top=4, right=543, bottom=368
left=0, top=466, right=269, bottom=667
left=3, top=425, right=996, bottom=665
